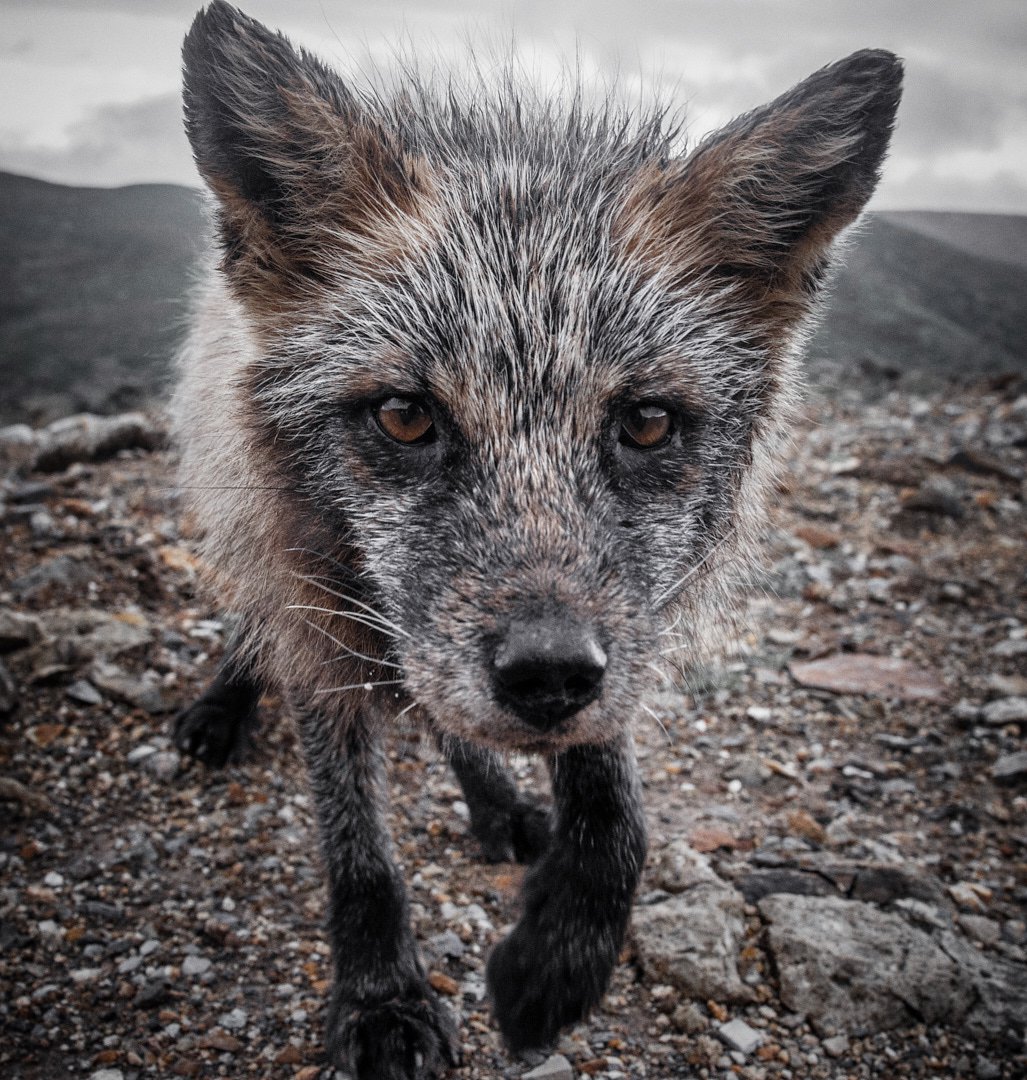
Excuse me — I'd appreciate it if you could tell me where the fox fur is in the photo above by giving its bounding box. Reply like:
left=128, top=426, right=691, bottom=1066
left=173, top=4, right=902, bottom=1076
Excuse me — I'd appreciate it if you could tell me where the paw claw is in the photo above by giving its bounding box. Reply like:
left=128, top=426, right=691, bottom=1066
left=328, top=988, right=459, bottom=1080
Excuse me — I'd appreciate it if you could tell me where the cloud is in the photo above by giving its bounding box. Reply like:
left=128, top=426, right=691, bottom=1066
left=0, top=92, right=198, bottom=187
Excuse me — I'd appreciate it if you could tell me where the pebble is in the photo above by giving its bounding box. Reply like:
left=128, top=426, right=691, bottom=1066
left=182, top=955, right=212, bottom=976
left=716, top=1018, right=763, bottom=1055
left=981, top=697, right=1027, bottom=725
left=66, top=678, right=103, bottom=705
left=992, top=751, right=1027, bottom=784
left=522, top=1054, right=574, bottom=1080
left=220, top=1007, right=248, bottom=1031
left=43, top=871, right=64, bottom=888
left=822, top=1034, right=849, bottom=1058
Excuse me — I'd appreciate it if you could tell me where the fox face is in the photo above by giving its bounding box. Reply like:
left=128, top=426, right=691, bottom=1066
left=180, top=4, right=901, bottom=750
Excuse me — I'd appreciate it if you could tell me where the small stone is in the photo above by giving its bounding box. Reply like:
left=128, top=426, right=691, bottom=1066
left=949, top=882, right=988, bottom=911
left=135, top=979, right=170, bottom=1008
left=981, top=697, right=1027, bottom=725
left=90, top=1071, right=124, bottom=1080
left=0, top=609, right=43, bottom=651
left=789, top=653, right=944, bottom=701
left=653, top=838, right=720, bottom=892
left=198, top=1030, right=243, bottom=1052
left=992, top=751, right=1027, bottom=785
left=672, top=1001, right=708, bottom=1034
left=145, top=751, right=181, bottom=782
left=822, top=1034, right=849, bottom=1058
left=992, top=638, right=1027, bottom=658
left=219, top=1007, right=247, bottom=1031
left=958, top=915, right=1001, bottom=947
left=522, top=1053, right=574, bottom=1080
left=427, top=970, right=460, bottom=996
left=274, top=1045, right=304, bottom=1065
left=181, top=955, right=211, bottom=977
left=0, top=658, right=16, bottom=715
left=716, top=1018, right=763, bottom=1055
left=66, top=679, right=103, bottom=706
left=43, top=871, right=64, bottom=888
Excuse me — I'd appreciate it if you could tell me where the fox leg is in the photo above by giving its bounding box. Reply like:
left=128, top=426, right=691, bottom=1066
left=301, top=704, right=460, bottom=1080
left=486, top=732, right=647, bottom=1051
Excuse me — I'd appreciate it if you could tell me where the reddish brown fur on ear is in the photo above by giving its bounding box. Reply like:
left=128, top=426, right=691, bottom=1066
left=616, top=50, right=903, bottom=317
left=182, top=1, right=431, bottom=306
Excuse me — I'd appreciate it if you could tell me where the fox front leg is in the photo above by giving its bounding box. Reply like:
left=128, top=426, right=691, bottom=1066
left=486, top=733, right=647, bottom=1050
left=298, top=706, right=459, bottom=1080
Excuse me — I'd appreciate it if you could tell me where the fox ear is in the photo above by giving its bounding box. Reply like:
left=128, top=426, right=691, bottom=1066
left=618, top=50, right=903, bottom=315
left=182, top=1, right=422, bottom=295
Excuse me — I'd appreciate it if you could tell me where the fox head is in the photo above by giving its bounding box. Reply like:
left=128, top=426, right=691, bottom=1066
left=181, top=2, right=901, bottom=750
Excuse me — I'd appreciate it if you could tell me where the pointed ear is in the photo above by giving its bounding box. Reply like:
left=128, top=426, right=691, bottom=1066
left=182, top=1, right=426, bottom=300
left=617, top=50, right=903, bottom=320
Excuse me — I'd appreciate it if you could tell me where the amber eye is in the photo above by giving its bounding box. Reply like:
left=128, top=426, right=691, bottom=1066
left=375, top=396, right=434, bottom=444
left=620, top=403, right=672, bottom=450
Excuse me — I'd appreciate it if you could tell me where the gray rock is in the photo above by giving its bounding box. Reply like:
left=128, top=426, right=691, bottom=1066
left=31, top=411, right=166, bottom=472
left=11, top=556, right=92, bottom=599
left=145, top=751, right=181, bottom=782
left=992, top=752, right=1027, bottom=785
left=653, top=839, right=720, bottom=893
left=42, top=608, right=150, bottom=658
left=823, top=1034, right=849, bottom=1058
left=66, top=679, right=103, bottom=706
left=634, top=882, right=751, bottom=1002
left=759, top=894, right=1027, bottom=1042
left=181, top=955, right=211, bottom=977
left=716, top=1018, right=763, bottom=1055
left=91, top=662, right=170, bottom=714
left=522, top=1054, right=573, bottom=1080
left=219, top=1007, right=247, bottom=1031
left=848, top=866, right=946, bottom=906
left=0, top=657, right=16, bottom=715
left=0, top=609, right=43, bottom=652
left=736, top=869, right=835, bottom=904
left=981, top=697, right=1027, bottom=725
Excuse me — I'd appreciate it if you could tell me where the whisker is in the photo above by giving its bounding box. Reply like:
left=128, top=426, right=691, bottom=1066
left=641, top=702, right=672, bottom=745
left=287, top=602, right=401, bottom=641
left=653, top=529, right=736, bottom=609
left=313, top=678, right=404, bottom=696
left=292, top=574, right=411, bottom=639
left=300, top=617, right=402, bottom=670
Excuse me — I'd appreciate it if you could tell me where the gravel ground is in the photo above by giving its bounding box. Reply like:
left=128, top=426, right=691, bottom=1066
left=1, top=379, right=1025, bottom=1079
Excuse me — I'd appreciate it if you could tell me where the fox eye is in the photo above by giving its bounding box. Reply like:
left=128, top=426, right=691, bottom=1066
left=375, top=396, right=435, bottom=444
left=620, top=403, right=672, bottom=450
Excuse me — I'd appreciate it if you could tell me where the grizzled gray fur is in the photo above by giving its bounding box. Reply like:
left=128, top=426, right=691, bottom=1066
left=173, top=3, right=902, bottom=1077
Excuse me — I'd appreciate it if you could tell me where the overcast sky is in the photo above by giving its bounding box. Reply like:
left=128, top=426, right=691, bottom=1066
left=2, top=0, right=1025, bottom=213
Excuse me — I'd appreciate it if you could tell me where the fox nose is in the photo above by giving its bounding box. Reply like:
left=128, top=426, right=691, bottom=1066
left=492, top=618, right=607, bottom=731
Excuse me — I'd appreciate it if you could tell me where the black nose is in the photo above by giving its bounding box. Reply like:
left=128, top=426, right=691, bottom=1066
left=492, top=618, right=607, bottom=731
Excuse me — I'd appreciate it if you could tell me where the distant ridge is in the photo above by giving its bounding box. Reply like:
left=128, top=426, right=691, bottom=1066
left=0, top=170, right=1024, bottom=423
left=0, top=171, right=206, bottom=423
left=881, top=210, right=1027, bottom=270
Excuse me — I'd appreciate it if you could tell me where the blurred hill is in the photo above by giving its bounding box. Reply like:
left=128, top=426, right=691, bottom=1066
left=1, top=170, right=1025, bottom=423
left=0, top=171, right=206, bottom=424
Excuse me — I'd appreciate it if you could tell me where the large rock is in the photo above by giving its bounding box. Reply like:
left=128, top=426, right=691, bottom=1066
left=759, top=894, right=1027, bottom=1045
left=31, top=412, right=166, bottom=472
left=634, top=879, right=752, bottom=1002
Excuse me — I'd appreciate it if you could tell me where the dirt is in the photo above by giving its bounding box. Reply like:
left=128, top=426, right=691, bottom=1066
left=1, top=378, right=1025, bottom=1079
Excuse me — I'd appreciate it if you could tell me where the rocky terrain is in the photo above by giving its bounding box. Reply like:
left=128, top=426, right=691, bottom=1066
left=1, top=378, right=1026, bottom=1080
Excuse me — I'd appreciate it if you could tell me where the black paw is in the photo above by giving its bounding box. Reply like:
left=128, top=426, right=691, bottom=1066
left=486, top=919, right=615, bottom=1052
left=470, top=797, right=551, bottom=865
left=173, top=693, right=257, bottom=767
left=327, top=987, right=460, bottom=1080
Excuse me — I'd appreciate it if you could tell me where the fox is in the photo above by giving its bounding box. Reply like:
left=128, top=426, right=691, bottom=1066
left=171, top=3, right=902, bottom=1077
